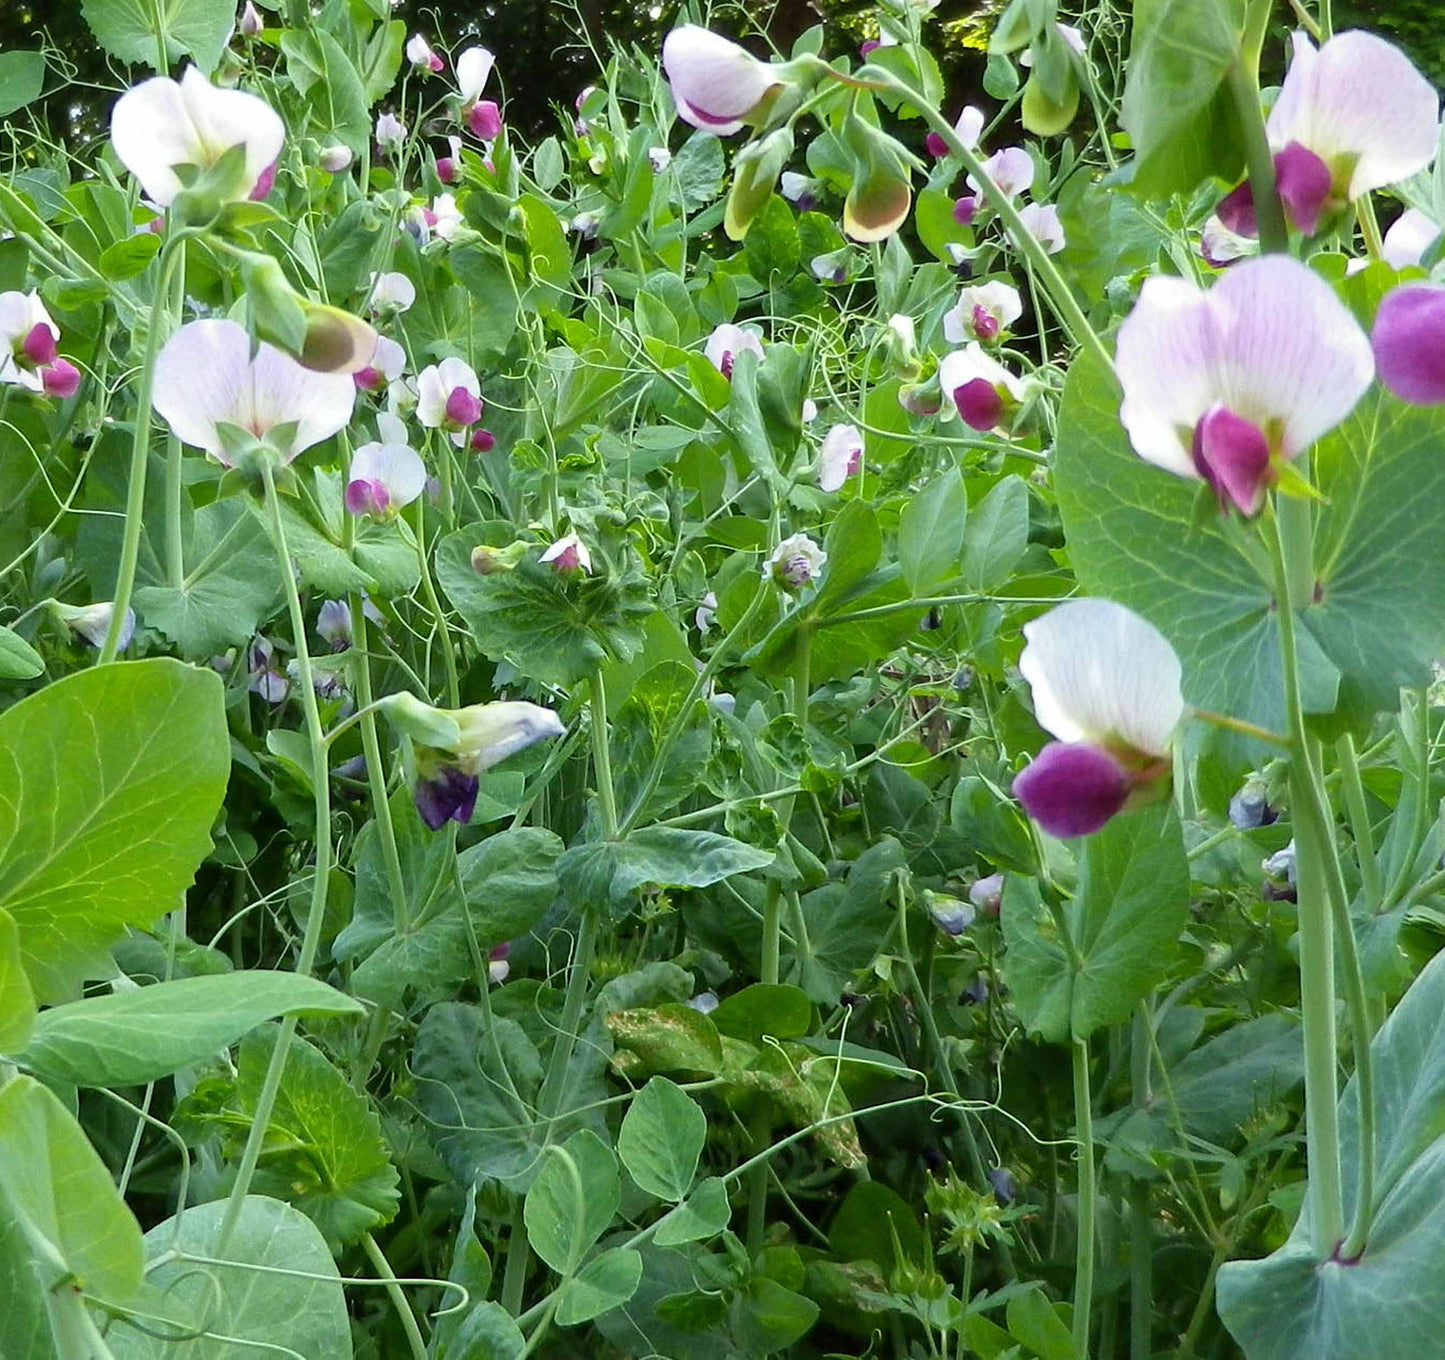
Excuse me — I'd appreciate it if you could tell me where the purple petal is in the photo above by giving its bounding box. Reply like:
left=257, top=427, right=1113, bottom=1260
left=925, top=132, right=949, bottom=158
left=954, top=377, right=1004, bottom=430
left=1013, top=741, right=1130, bottom=838
left=953, top=195, right=978, bottom=226
left=1372, top=283, right=1445, bottom=404
left=345, top=478, right=389, bottom=517
left=1273, top=141, right=1333, bottom=235
left=1216, top=180, right=1258, bottom=239
left=1191, top=403, right=1272, bottom=515
left=414, top=766, right=480, bottom=830
left=445, top=384, right=483, bottom=426
left=22, top=322, right=57, bottom=366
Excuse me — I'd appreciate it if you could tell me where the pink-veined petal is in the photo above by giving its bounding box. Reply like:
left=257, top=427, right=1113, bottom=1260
left=818, top=423, right=863, bottom=491
left=246, top=340, right=356, bottom=459
left=662, top=26, right=778, bottom=128
left=110, top=77, right=198, bottom=207
left=1383, top=208, right=1439, bottom=270
left=153, top=318, right=253, bottom=459
left=178, top=67, right=285, bottom=200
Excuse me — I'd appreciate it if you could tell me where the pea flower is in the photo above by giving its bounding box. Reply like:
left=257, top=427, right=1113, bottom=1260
left=1382, top=208, right=1439, bottom=270
left=110, top=66, right=285, bottom=209
left=238, top=2, right=263, bottom=37
left=317, top=599, right=353, bottom=650
left=381, top=692, right=566, bottom=830
left=649, top=146, right=672, bottom=173
left=319, top=144, right=353, bottom=173
left=1013, top=599, right=1183, bottom=838
left=53, top=601, right=135, bottom=650
left=1201, top=214, right=1256, bottom=269
left=407, top=34, right=445, bottom=73
left=153, top=319, right=356, bottom=466
left=938, top=343, right=1027, bottom=431
left=1115, top=255, right=1374, bottom=515
left=818, top=423, right=863, bottom=492
left=1019, top=23, right=1086, bottom=64
left=346, top=415, right=427, bottom=519
left=943, top=281, right=1022, bottom=344
left=539, top=532, right=591, bottom=573
left=376, top=111, right=406, bottom=153
left=764, top=533, right=826, bottom=590
left=925, top=105, right=985, bottom=159
left=1372, top=283, right=1445, bottom=403
left=1217, top=31, right=1439, bottom=238
left=430, top=192, right=462, bottom=241
left=967, top=147, right=1033, bottom=201
left=354, top=335, right=406, bottom=394
left=695, top=591, right=718, bottom=633
left=1015, top=202, right=1065, bottom=254
left=0, top=292, right=79, bottom=396
left=455, top=47, right=501, bottom=138
left=662, top=26, right=781, bottom=136
left=417, top=356, right=482, bottom=443
left=704, top=322, right=764, bottom=378
left=369, top=272, right=416, bottom=313
left=781, top=172, right=818, bottom=211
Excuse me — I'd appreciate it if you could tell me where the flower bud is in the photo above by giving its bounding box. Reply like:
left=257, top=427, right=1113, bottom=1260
left=539, top=532, right=591, bottom=573
left=319, top=144, right=353, bottom=173
left=52, top=600, right=134, bottom=650
left=42, top=359, right=81, bottom=398
left=841, top=114, right=912, bottom=244
left=467, top=100, right=502, bottom=140
left=764, top=532, right=826, bottom=591
left=662, top=25, right=782, bottom=136
left=239, top=1, right=263, bottom=37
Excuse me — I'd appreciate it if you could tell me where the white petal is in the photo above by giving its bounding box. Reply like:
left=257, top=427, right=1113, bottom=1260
left=662, top=25, right=777, bottom=125
left=456, top=47, right=495, bottom=103
left=673, top=95, right=744, bottom=137
left=371, top=335, right=407, bottom=381
left=704, top=323, right=763, bottom=370
left=938, top=343, right=1026, bottom=402
left=110, top=77, right=198, bottom=206
left=1268, top=30, right=1440, bottom=198
left=177, top=67, right=285, bottom=201
left=1383, top=207, right=1438, bottom=270
left=1015, top=202, right=1065, bottom=253
left=246, top=340, right=356, bottom=459
left=1019, top=598, right=1184, bottom=756
left=351, top=441, right=427, bottom=508
left=415, top=364, right=449, bottom=426
left=375, top=409, right=409, bottom=445
left=0, top=291, right=54, bottom=348
left=153, top=318, right=252, bottom=459
left=955, top=105, right=985, bottom=149
left=818, top=423, right=863, bottom=492
left=371, top=271, right=416, bottom=310
left=437, top=355, right=480, bottom=396
left=968, top=147, right=1033, bottom=199
left=453, top=700, right=565, bottom=771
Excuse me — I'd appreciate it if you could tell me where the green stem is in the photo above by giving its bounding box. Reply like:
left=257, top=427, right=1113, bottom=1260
left=1129, top=1003, right=1154, bottom=1360
left=1226, top=58, right=1289, bottom=255
left=1383, top=686, right=1431, bottom=910
left=361, top=1231, right=428, bottom=1360
left=1072, top=1038, right=1096, bottom=1360
left=1336, top=733, right=1382, bottom=907
left=591, top=675, right=619, bottom=839
left=218, top=460, right=334, bottom=1252
left=100, top=238, right=183, bottom=663
left=162, top=241, right=188, bottom=587
left=411, top=513, right=460, bottom=707
left=500, top=1199, right=531, bottom=1316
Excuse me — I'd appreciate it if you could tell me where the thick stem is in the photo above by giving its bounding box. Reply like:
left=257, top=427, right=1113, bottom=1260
left=1072, top=1038, right=1096, bottom=1360
left=590, top=675, right=619, bottom=839
left=1226, top=59, right=1290, bottom=255
left=361, top=1231, right=428, bottom=1360
left=1336, top=733, right=1382, bottom=907
left=218, top=461, right=334, bottom=1252
left=162, top=242, right=188, bottom=588
left=100, top=239, right=183, bottom=662
left=500, top=1199, right=531, bottom=1316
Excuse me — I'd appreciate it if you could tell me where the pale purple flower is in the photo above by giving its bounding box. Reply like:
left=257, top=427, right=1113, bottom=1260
left=818, top=423, right=863, bottom=492
left=369, top=272, right=416, bottom=313
left=1116, top=255, right=1374, bottom=514
left=695, top=591, right=718, bottom=633
left=354, top=335, right=407, bottom=393
left=1015, top=202, right=1065, bottom=254
left=539, top=532, right=591, bottom=573
left=968, top=873, right=1004, bottom=915
left=1383, top=208, right=1439, bottom=270
left=662, top=25, right=779, bottom=136
left=1201, top=214, right=1257, bottom=269
left=1372, top=284, right=1445, bottom=403
left=317, top=599, right=352, bottom=649
left=943, top=281, right=1022, bottom=344
left=781, top=172, right=818, bottom=211
left=319, top=144, right=352, bottom=173
left=238, top=1, right=263, bottom=37
left=765, top=533, right=826, bottom=590
left=967, top=147, right=1033, bottom=201
left=56, top=601, right=134, bottom=650
left=704, top=322, right=764, bottom=378
left=416, top=356, right=482, bottom=435
left=406, top=33, right=445, bottom=73
left=248, top=637, right=289, bottom=703
left=346, top=435, right=427, bottom=519
left=1013, top=599, right=1183, bottom=838
left=649, top=146, right=672, bottom=173
left=375, top=111, right=406, bottom=152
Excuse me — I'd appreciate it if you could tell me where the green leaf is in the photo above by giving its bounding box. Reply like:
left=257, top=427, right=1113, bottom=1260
left=791, top=839, right=906, bottom=1005
left=1120, top=0, right=1244, bottom=199
left=444, top=1300, right=525, bottom=1359
left=554, top=1247, right=644, bottom=1325
left=525, top=1129, right=620, bottom=1275
left=79, top=0, right=232, bottom=73
left=606, top=1002, right=726, bottom=1079
left=1217, top=946, right=1445, bottom=1355
left=899, top=467, right=967, bottom=595
left=98, top=233, right=160, bottom=282
left=961, top=474, right=1030, bottom=592
left=619, top=1077, right=706, bottom=1202
left=0, top=658, right=229, bottom=1003
left=1001, top=801, right=1190, bottom=1042
left=829, top=1181, right=925, bottom=1272
left=0, top=625, right=42, bottom=680
left=557, top=829, right=773, bottom=911
left=745, top=195, right=802, bottom=282
left=108, top=1196, right=351, bottom=1360
left=1007, top=1286, right=1078, bottom=1360
left=711, top=984, right=813, bottom=1045
left=18, top=972, right=363, bottom=1087
left=0, top=911, right=33, bottom=1053
left=0, top=1192, right=55, bottom=1360
left=654, top=1176, right=732, bottom=1246
left=280, top=30, right=371, bottom=155
left=0, top=1074, right=143, bottom=1304
left=0, top=52, right=44, bottom=119
left=673, top=130, right=726, bottom=210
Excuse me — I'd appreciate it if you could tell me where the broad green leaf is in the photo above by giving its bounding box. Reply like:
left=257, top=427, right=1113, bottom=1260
left=712, top=984, right=813, bottom=1045
left=899, top=467, right=966, bottom=595
left=1120, top=0, right=1244, bottom=200
left=433, top=1188, right=493, bottom=1358
left=1007, top=1286, right=1078, bottom=1360
left=619, top=1077, right=706, bottom=1201
left=0, top=911, right=34, bottom=1052
left=0, top=658, right=229, bottom=1003
left=0, top=625, right=42, bottom=680
left=98, top=233, right=159, bottom=281
left=524, top=1129, right=620, bottom=1275
left=654, top=1176, right=732, bottom=1246
left=0, top=52, right=44, bottom=119
left=828, top=1181, right=925, bottom=1272
left=673, top=130, right=726, bottom=210
left=1218, top=947, right=1445, bottom=1355
left=611, top=660, right=714, bottom=824
left=791, top=838, right=906, bottom=1005
left=533, top=136, right=565, bottom=192
left=0, top=1075, right=143, bottom=1304
left=1001, top=801, right=1190, bottom=1042
left=18, top=972, right=363, bottom=1087
left=557, top=829, right=773, bottom=911
left=443, top=1300, right=525, bottom=1359
left=280, top=30, right=371, bottom=155
left=745, top=195, right=802, bottom=282
left=80, top=0, right=232, bottom=72
left=0, top=1193, right=55, bottom=1360
left=554, top=1247, right=644, bottom=1325
left=108, top=1196, right=351, bottom=1360
left=606, top=1002, right=726, bottom=1079
left=961, top=474, right=1030, bottom=592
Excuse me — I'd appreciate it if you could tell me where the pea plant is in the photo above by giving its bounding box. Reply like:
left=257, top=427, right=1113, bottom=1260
left=4, top=0, right=1445, bottom=1354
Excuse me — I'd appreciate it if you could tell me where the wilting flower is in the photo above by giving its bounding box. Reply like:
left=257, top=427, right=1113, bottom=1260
left=317, top=599, right=353, bottom=650
left=153, top=319, right=356, bottom=466
left=416, top=356, right=482, bottom=440
left=704, top=322, right=764, bottom=378
left=382, top=692, right=566, bottom=829
left=648, top=146, right=672, bottom=173
left=967, top=147, right=1033, bottom=201
left=1115, top=255, right=1374, bottom=514
left=539, top=532, right=591, bottom=573
left=53, top=600, right=135, bottom=650
left=354, top=335, right=406, bottom=394
left=943, top=281, right=1022, bottom=344
left=0, top=291, right=78, bottom=395
left=1015, top=202, right=1065, bottom=254
left=662, top=26, right=781, bottom=136
left=695, top=591, right=718, bottom=633
left=818, top=423, right=864, bottom=492
left=925, top=105, right=985, bottom=159
left=968, top=873, right=1004, bottom=915
left=924, top=890, right=975, bottom=936
left=953, top=195, right=979, bottom=227
left=346, top=415, right=427, bottom=519
left=319, top=144, right=353, bottom=173
left=938, top=343, right=1027, bottom=431
left=246, top=636, right=289, bottom=703
left=369, top=272, right=416, bottom=313
left=1382, top=208, right=1439, bottom=270
left=1013, top=599, right=1183, bottom=838
left=407, top=33, right=445, bottom=72
left=376, top=111, right=406, bottom=152
left=764, top=532, right=826, bottom=590
left=1372, top=284, right=1445, bottom=403
left=1217, top=31, right=1439, bottom=238
left=110, top=66, right=285, bottom=208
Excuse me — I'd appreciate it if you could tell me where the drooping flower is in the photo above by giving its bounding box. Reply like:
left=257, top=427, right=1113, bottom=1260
left=649, top=146, right=672, bottom=173
left=375, top=111, right=406, bottom=153
left=152, top=318, right=356, bottom=466
left=1013, top=599, right=1183, bottom=838
left=53, top=600, right=135, bottom=650
left=0, top=291, right=75, bottom=394
left=967, top=147, right=1033, bottom=201
left=246, top=636, right=289, bottom=703
left=539, top=532, right=592, bottom=573
left=488, top=943, right=511, bottom=984
left=110, top=66, right=285, bottom=209
left=1115, top=255, right=1374, bottom=514
left=924, top=890, right=975, bottom=936
left=381, top=691, right=566, bottom=830
left=456, top=46, right=496, bottom=105
left=968, top=873, right=1004, bottom=916
left=1218, top=31, right=1439, bottom=238
left=943, top=281, right=1022, bottom=344
left=764, top=532, right=826, bottom=590
left=407, top=33, right=445, bottom=73
left=430, top=192, right=462, bottom=241
left=780, top=171, right=818, bottom=211
left=346, top=424, right=427, bottom=519
left=1200, top=214, right=1257, bottom=269
left=818, top=423, right=864, bottom=492
left=1382, top=208, right=1439, bottom=270
left=1014, top=201, right=1065, bottom=254
left=316, top=599, right=353, bottom=650
left=695, top=591, right=718, bottom=633
left=925, top=105, right=985, bottom=159
left=662, top=26, right=781, bottom=136
left=1372, top=284, right=1445, bottom=403
left=938, top=343, right=1027, bottom=431
left=704, top=322, right=765, bottom=378
left=416, top=356, right=482, bottom=444
left=369, top=272, right=416, bottom=313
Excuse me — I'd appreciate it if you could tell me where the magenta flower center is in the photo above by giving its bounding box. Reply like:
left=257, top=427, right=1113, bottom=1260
left=1014, top=741, right=1132, bottom=838
left=22, top=323, right=56, bottom=366
left=971, top=305, right=1000, bottom=340
left=468, top=100, right=502, bottom=140
left=445, top=384, right=483, bottom=426
left=345, top=478, right=391, bottom=518
left=954, top=377, right=1004, bottom=431
left=1190, top=403, right=1273, bottom=515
